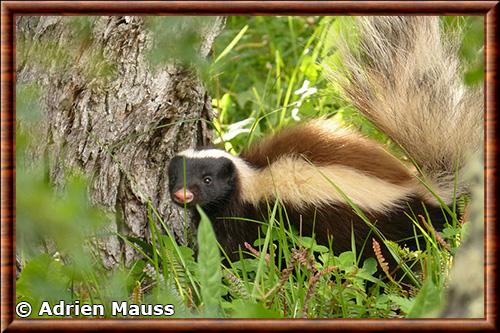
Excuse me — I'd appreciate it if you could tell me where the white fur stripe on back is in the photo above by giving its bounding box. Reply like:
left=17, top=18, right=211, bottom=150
left=176, top=149, right=417, bottom=212
left=240, top=157, right=417, bottom=213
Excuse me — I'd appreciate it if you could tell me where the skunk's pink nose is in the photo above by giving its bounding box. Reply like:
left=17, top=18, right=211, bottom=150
left=173, top=189, right=194, bottom=204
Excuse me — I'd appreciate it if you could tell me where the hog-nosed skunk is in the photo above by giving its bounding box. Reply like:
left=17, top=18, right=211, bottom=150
left=168, top=17, right=483, bottom=265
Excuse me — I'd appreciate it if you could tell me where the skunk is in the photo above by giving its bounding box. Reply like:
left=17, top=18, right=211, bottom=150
left=168, top=17, right=483, bottom=264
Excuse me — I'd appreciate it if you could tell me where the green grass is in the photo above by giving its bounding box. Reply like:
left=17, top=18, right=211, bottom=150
left=15, top=16, right=481, bottom=319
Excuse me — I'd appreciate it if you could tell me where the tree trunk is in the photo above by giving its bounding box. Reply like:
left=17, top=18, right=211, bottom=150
left=16, top=16, right=225, bottom=268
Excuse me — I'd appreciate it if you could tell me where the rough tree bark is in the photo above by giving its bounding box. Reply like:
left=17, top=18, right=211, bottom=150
left=16, top=16, right=225, bottom=268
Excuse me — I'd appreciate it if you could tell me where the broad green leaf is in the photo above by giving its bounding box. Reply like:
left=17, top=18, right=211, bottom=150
left=17, top=254, right=71, bottom=308
left=196, top=206, right=223, bottom=317
left=337, top=251, right=355, bottom=269
left=408, top=279, right=443, bottom=318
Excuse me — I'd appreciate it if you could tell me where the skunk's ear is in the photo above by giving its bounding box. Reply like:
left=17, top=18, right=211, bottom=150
left=217, top=158, right=235, bottom=178
left=167, top=156, right=183, bottom=190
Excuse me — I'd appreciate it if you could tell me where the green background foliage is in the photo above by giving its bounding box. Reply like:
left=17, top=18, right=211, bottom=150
left=16, top=16, right=483, bottom=319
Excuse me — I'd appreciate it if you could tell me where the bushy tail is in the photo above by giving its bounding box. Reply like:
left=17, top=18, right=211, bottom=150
left=327, top=16, right=483, bottom=202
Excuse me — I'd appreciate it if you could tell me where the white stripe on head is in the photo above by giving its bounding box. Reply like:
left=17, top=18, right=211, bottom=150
left=176, top=148, right=258, bottom=188
left=178, top=148, right=237, bottom=160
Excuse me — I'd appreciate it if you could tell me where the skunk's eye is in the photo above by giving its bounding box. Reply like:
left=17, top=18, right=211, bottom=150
left=203, top=176, right=212, bottom=185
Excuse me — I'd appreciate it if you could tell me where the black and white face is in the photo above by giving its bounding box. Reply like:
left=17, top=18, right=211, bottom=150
left=168, top=150, right=238, bottom=212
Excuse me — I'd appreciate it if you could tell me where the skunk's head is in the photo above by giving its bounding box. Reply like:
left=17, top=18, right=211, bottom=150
left=168, top=149, right=239, bottom=211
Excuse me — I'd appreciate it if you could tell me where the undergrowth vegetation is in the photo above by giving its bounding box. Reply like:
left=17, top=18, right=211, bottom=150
left=16, top=16, right=483, bottom=318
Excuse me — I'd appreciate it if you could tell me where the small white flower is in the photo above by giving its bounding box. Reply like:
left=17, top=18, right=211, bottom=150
left=294, top=80, right=318, bottom=98
left=214, top=117, right=255, bottom=144
left=291, top=108, right=301, bottom=121
left=289, top=80, right=317, bottom=122
left=294, top=80, right=311, bottom=95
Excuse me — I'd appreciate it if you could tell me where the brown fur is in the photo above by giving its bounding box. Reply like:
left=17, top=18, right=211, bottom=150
left=241, top=122, right=413, bottom=186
